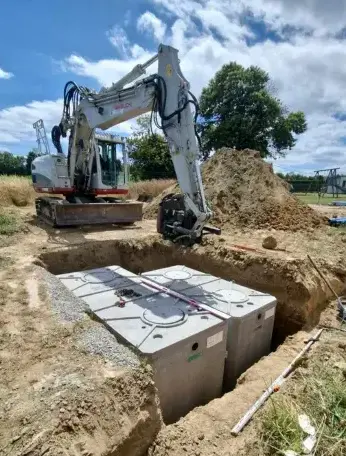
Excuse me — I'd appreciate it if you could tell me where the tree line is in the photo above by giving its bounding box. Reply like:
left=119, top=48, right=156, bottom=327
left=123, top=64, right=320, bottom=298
left=0, top=150, right=40, bottom=176
left=1, top=61, right=308, bottom=180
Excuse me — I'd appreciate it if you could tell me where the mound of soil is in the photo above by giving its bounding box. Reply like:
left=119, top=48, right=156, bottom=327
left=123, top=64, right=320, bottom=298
left=144, top=148, right=326, bottom=231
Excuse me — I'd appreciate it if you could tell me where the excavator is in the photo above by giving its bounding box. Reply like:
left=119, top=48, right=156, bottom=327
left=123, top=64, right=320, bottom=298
left=31, top=44, right=220, bottom=244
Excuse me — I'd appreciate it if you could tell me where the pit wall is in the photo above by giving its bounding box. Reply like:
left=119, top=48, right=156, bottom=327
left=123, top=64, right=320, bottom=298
left=38, top=237, right=344, bottom=346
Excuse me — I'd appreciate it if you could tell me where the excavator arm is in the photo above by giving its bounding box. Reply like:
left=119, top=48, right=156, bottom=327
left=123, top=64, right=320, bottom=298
left=52, top=44, right=220, bottom=243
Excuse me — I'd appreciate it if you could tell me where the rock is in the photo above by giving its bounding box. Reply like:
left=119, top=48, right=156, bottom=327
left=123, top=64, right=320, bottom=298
left=197, top=433, right=204, bottom=441
left=237, top=372, right=247, bottom=384
left=72, top=416, right=80, bottom=426
left=262, top=236, right=278, bottom=250
left=10, top=435, right=21, bottom=443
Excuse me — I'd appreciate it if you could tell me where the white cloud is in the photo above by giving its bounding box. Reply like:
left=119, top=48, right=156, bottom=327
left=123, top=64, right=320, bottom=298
left=0, top=100, right=63, bottom=144
left=137, top=12, right=167, bottom=41
left=0, top=98, right=136, bottom=155
left=248, top=0, right=346, bottom=36
left=64, top=50, right=154, bottom=89
left=153, top=0, right=346, bottom=37
left=106, top=25, right=132, bottom=58
left=0, top=67, right=13, bottom=79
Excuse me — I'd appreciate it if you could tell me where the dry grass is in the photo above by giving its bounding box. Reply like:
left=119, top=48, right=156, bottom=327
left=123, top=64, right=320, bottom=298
left=128, top=179, right=176, bottom=201
left=0, top=175, right=36, bottom=207
left=0, top=175, right=175, bottom=207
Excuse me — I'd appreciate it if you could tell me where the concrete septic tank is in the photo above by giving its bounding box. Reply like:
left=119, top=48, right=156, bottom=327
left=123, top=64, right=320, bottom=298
left=142, top=266, right=277, bottom=390
left=57, top=266, right=230, bottom=424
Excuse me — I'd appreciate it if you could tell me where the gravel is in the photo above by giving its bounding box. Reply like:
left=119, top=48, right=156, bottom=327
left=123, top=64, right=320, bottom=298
left=37, top=267, right=140, bottom=368
left=77, top=325, right=140, bottom=368
left=38, top=268, right=87, bottom=322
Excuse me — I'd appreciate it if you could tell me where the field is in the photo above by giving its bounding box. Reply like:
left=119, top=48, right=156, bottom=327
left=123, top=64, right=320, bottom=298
left=1, top=160, right=346, bottom=456
left=295, top=192, right=346, bottom=205
left=0, top=175, right=174, bottom=207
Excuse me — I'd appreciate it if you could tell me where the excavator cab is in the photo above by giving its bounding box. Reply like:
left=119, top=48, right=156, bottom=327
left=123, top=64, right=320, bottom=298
left=97, top=139, right=122, bottom=187
left=92, top=133, right=128, bottom=191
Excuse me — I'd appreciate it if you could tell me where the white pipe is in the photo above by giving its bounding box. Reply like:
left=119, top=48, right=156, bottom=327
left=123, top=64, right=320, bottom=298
left=230, top=328, right=324, bottom=436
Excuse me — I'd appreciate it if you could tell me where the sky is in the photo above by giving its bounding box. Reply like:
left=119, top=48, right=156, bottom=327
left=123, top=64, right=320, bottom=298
left=1, top=0, right=346, bottom=175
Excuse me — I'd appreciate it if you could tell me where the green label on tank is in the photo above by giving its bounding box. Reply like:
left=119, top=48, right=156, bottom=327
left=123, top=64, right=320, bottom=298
left=188, top=352, right=202, bottom=362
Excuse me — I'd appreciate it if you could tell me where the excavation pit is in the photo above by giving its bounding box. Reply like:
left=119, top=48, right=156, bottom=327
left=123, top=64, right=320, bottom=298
left=37, top=237, right=337, bottom=425
left=55, top=264, right=277, bottom=423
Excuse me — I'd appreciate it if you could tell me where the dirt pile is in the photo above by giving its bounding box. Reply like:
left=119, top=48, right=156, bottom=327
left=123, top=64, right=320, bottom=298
left=144, top=148, right=326, bottom=231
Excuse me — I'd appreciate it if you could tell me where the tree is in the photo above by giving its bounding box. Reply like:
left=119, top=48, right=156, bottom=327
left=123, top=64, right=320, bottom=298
left=127, top=115, right=175, bottom=181
left=25, top=149, right=41, bottom=174
left=199, top=63, right=307, bottom=159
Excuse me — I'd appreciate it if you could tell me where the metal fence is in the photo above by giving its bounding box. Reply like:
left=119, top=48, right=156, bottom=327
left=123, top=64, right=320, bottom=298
left=288, top=180, right=321, bottom=193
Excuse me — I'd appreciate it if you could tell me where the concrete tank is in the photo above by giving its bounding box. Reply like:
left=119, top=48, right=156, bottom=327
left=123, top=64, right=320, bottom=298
left=57, top=266, right=229, bottom=423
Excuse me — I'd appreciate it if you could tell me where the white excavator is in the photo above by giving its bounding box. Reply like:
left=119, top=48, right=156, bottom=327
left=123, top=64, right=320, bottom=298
left=31, top=44, right=220, bottom=244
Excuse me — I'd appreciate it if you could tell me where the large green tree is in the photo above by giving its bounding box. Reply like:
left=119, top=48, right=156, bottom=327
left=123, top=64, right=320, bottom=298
left=127, top=115, right=175, bottom=181
left=199, top=63, right=307, bottom=159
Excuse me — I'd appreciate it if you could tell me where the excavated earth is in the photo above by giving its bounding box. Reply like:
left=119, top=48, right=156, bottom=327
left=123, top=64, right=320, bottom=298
left=144, top=148, right=326, bottom=231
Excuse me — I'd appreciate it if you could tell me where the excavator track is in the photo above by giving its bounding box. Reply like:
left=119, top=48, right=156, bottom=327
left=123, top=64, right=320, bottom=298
left=35, top=197, right=143, bottom=227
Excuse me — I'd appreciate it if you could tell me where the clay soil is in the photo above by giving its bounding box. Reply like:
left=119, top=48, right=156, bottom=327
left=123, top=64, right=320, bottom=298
left=1, top=201, right=346, bottom=455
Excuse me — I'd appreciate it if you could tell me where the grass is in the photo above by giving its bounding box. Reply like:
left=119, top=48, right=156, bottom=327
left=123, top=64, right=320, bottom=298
left=0, top=175, right=175, bottom=207
left=259, top=359, right=346, bottom=456
left=295, top=192, right=346, bottom=205
left=0, top=175, right=36, bottom=207
left=0, top=212, right=21, bottom=235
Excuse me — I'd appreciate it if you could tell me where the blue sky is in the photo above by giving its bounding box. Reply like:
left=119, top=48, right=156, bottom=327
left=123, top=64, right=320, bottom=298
left=1, top=0, right=346, bottom=175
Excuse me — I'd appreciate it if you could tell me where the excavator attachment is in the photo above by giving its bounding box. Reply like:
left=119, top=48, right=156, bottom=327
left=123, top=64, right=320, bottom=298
left=157, top=193, right=221, bottom=244
left=35, top=196, right=143, bottom=227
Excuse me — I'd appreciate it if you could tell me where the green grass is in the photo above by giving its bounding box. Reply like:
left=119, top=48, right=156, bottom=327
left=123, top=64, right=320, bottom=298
left=259, top=359, right=346, bottom=456
left=0, top=212, right=21, bottom=235
left=295, top=192, right=346, bottom=205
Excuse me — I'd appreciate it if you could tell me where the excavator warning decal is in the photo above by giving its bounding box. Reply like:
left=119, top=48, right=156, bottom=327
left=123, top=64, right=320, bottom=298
left=166, top=64, right=173, bottom=77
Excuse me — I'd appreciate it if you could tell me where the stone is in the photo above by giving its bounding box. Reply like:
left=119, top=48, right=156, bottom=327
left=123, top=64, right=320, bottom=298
left=262, top=236, right=278, bottom=250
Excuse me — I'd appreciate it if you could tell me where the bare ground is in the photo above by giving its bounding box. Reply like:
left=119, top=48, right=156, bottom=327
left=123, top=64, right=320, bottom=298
left=0, top=265, right=162, bottom=456
left=0, top=205, right=346, bottom=455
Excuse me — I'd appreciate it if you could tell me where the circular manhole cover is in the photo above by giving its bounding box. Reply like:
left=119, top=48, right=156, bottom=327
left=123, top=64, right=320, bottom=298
left=143, top=306, right=186, bottom=326
left=163, top=270, right=192, bottom=280
left=82, top=270, right=116, bottom=284
left=217, top=289, right=248, bottom=304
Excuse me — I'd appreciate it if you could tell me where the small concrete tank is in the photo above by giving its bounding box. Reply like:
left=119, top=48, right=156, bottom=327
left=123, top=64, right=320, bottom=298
left=142, top=266, right=277, bottom=390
